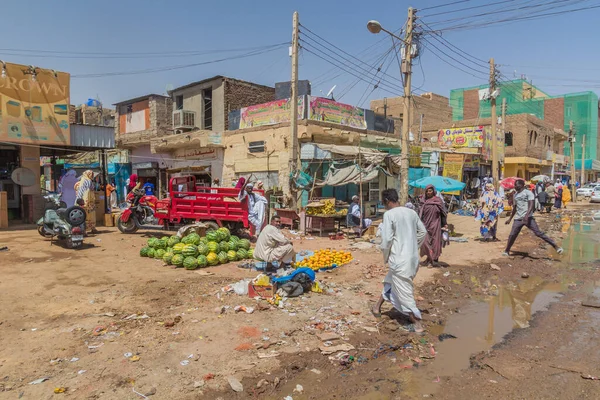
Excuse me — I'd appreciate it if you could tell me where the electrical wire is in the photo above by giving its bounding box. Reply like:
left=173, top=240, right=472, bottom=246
left=419, top=20, right=488, bottom=67
left=420, top=0, right=518, bottom=17
left=418, top=0, right=471, bottom=12
left=420, top=37, right=488, bottom=79
left=71, top=44, right=288, bottom=78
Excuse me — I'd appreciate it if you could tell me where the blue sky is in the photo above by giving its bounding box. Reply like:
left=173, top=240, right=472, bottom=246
left=2, top=0, right=599, bottom=108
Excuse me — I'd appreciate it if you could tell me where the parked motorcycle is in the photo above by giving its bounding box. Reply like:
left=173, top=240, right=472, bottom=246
left=117, top=187, right=161, bottom=234
left=37, top=192, right=87, bottom=249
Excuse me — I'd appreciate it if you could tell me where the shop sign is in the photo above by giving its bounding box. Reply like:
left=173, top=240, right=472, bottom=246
left=463, top=155, right=480, bottom=170
left=442, top=153, right=464, bottom=194
left=438, top=126, right=484, bottom=149
left=0, top=62, right=70, bottom=145
left=132, top=162, right=157, bottom=170
left=409, top=145, right=422, bottom=167
left=308, top=96, right=367, bottom=129
left=175, top=148, right=217, bottom=160
left=239, top=98, right=305, bottom=129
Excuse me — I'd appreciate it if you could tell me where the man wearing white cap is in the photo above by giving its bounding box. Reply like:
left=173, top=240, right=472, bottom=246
left=347, top=195, right=372, bottom=237
left=239, top=182, right=268, bottom=237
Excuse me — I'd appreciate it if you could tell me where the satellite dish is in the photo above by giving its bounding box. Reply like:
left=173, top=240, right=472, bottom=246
left=326, top=85, right=336, bottom=100
left=165, top=84, right=174, bottom=95
left=11, top=167, right=36, bottom=186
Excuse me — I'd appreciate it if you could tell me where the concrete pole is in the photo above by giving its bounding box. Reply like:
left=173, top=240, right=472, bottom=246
left=490, top=58, right=499, bottom=188
left=569, top=120, right=577, bottom=202
left=581, top=134, right=586, bottom=185
left=290, top=11, right=300, bottom=210
left=399, top=7, right=415, bottom=205
left=501, top=97, right=506, bottom=180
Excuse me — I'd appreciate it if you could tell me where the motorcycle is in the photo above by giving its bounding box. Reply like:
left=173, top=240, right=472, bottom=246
left=37, top=192, right=87, bottom=249
left=117, top=187, right=161, bottom=234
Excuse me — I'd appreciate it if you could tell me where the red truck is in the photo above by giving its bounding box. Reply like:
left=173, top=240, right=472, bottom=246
left=117, top=175, right=263, bottom=234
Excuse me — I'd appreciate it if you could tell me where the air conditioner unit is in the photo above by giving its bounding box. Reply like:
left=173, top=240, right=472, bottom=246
left=173, top=110, right=196, bottom=131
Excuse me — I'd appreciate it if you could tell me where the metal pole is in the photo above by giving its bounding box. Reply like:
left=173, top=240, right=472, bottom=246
left=501, top=98, right=506, bottom=180
left=101, top=149, right=109, bottom=213
left=490, top=58, right=499, bottom=189
left=399, top=7, right=415, bottom=205
left=581, top=134, right=586, bottom=185
left=569, top=120, right=576, bottom=201
left=290, top=11, right=300, bottom=210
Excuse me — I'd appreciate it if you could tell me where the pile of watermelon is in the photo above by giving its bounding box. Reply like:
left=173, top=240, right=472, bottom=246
left=139, top=227, right=254, bottom=270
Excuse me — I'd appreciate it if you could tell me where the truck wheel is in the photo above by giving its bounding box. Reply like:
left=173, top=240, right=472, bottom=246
left=117, top=217, right=139, bottom=234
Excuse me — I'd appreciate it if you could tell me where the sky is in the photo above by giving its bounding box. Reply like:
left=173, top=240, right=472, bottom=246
left=2, top=0, right=600, bottom=108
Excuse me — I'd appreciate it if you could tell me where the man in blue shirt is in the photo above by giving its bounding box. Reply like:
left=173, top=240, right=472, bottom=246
left=143, top=179, right=155, bottom=196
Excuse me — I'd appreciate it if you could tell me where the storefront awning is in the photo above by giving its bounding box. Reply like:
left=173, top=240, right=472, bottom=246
left=301, top=143, right=387, bottom=164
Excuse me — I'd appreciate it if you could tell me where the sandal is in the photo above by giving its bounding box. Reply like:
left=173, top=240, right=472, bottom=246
left=370, top=308, right=382, bottom=319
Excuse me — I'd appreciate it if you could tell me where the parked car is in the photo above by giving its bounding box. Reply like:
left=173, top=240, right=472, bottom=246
left=576, top=183, right=600, bottom=198
left=590, top=189, right=600, bottom=204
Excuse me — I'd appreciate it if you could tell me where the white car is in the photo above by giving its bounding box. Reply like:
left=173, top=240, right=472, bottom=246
left=591, top=189, right=600, bottom=204
left=577, top=184, right=600, bottom=198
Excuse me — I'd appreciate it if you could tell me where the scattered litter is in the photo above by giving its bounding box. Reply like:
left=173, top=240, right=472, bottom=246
left=78, top=370, right=86, bottom=375
left=124, top=352, right=133, bottom=358
left=54, top=387, right=67, bottom=394
left=180, top=360, right=190, bottom=366
left=438, top=333, right=457, bottom=342
left=87, top=343, right=104, bottom=349
left=70, top=358, right=79, bottom=362
left=132, top=387, right=148, bottom=399
left=50, top=358, right=62, bottom=365
left=490, top=264, right=501, bottom=271
left=582, top=375, right=600, bottom=380
left=234, top=305, right=255, bottom=314
left=433, top=376, right=440, bottom=383
left=0, top=246, right=8, bottom=251
left=319, top=343, right=355, bottom=355
left=257, top=352, right=281, bottom=358
left=130, top=355, right=140, bottom=362
left=310, top=369, right=322, bottom=375
left=28, top=377, right=50, bottom=385
left=124, top=313, right=150, bottom=320
left=104, top=312, right=116, bottom=317
left=489, top=379, right=498, bottom=384
left=284, top=396, right=293, bottom=400
left=363, top=326, right=378, bottom=333
left=521, top=272, right=530, bottom=279
left=294, top=384, right=304, bottom=394
left=227, top=376, right=244, bottom=392
left=443, top=271, right=450, bottom=277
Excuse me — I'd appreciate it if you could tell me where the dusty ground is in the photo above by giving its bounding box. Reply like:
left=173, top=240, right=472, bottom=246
left=0, top=203, right=599, bottom=399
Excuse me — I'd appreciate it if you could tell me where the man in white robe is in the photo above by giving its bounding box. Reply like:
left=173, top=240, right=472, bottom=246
left=239, top=183, right=268, bottom=236
left=253, top=215, right=295, bottom=265
left=372, top=188, right=428, bottom=333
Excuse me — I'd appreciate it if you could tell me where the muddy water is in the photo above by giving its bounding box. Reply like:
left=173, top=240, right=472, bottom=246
left=401, top=214, right=600, bottom=398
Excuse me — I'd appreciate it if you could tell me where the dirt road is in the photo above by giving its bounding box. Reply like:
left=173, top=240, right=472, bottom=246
left=0, top=207, right=598, bottom=399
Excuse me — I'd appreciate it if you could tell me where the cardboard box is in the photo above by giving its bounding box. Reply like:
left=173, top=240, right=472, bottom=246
left=248, top=282, right=276, bottom=299
left=104, top=213, right=115, bottom=227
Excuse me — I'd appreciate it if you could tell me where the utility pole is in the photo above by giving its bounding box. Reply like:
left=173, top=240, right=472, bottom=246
left=501, top=97, right=506, bottom=180
left=490, top=58, right=499, bottom=188
left=569, top=120, right=576, bottom=201
left=290, top=11, right=300, bottom=210
left=581, top=134, right=586, bottom=184
left=399, top=7, right=416, bottom=205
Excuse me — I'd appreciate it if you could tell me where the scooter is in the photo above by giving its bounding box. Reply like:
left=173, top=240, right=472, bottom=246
left=37, top=192, right=87, bottom=249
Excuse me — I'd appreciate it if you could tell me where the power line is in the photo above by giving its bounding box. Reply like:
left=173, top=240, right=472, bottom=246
left=420, top=0, right=517, bottom=17
left=419, top=20, right=488, bottom=67
left=71, top=45, right=287, bottom=78
left=418, top=0, right=471, bottom=12
left=420, top=37, right=489, bottom=78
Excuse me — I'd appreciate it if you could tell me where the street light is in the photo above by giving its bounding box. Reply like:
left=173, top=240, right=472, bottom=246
left=367, top=13, right=415, bottom=205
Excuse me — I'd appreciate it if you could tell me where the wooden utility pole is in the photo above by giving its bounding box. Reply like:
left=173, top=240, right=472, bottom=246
left=399, top=7, right=416, bottom=205
left=569, top=120, right=576, bottom=201
left=490, top=58, right=499, bottom=188
left=290, top=11, right=300, bottom=210
left=501, top=97, right=506, bottom=180
left=581, top=134, right=586, bottom=184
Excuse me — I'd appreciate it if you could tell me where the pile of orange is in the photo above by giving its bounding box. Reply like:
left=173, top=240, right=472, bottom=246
left=296, top=249, right=353, bottom=271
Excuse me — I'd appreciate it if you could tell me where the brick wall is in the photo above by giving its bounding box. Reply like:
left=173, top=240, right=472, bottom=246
left=223, top=79, right=275, bottom=129
left=115, top=95, right=173, bottom=147
left=543, top=97, right=564, bottom=131
left=463, top=89, right=479, bottom=120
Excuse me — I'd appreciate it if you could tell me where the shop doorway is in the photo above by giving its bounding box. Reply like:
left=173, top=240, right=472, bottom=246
left=0, top=146, right=21, bottom=220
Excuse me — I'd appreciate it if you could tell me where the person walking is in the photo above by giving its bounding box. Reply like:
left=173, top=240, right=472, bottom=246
left=75, top=170, right=98, bottom=234
left=503, top=179, right=563, bottom=256
left=545, top=182, right=556, bottom=213
left=371, top=189, right=428, bottom=332
left=238, top=182, right=267, bottom=237
left=554, top=184, right=563, bottom=209
left=475, top=183, right=504, bottom=241
left=419, top=184, right=448, bottom=266
left=562, top=185, right=572, bottom=209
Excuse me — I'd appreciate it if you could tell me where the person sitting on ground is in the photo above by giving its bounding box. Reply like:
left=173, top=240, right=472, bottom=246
left=253, top=215, right=295, bottom=269
left=347, top=195, right=372, bottom=237
left=372, top=188, right=428, bottom=333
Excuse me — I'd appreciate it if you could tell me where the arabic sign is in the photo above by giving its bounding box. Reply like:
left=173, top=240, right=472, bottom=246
left=482, top=130, right=505, bottom=162
left=442, top=153, right=464, bottom=194
left=174, top=148, right=217, bottom=160
left=239, top=98, right=305, bottom=129
left=0, top=62, right=70, bottom=145
left=308, top=96, right=367, bottom=129
left=438, top=126, right=484, bottom=148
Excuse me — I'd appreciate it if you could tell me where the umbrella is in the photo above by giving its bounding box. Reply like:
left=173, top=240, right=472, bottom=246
left=530, top=175, right=549, bottom=182
left=500, top=177, right=522, bottom=189
left=410, top=176, right=466, bottom=192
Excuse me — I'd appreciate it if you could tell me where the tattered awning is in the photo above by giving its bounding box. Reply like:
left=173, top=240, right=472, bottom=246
left=301, top=143, right=387, bottom=164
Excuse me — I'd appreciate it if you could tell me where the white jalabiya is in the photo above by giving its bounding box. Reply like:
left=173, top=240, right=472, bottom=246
left=379, top=206, right=427, bottom=318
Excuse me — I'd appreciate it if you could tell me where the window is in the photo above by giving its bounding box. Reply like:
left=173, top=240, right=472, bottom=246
left=203, top=89, right=212, bottom=130
left=248, top=140, right=266, bottom=153
left=368, top=179, right=380, bottom=202
left=175, top=95, right=183, bottom=110
left=566, top=106, right=572, bottom=118
left=505, top=131, right=513, bottom=146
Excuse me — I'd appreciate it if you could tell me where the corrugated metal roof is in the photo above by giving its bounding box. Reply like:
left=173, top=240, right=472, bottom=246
left=70, top=124, right=115, bottom=148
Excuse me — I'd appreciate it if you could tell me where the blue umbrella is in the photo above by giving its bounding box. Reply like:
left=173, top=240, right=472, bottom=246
left=410, top=176, right=466, bottom=192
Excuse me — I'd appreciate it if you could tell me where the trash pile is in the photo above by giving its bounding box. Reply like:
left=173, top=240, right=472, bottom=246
left=139, top=227, right=254, bottom=269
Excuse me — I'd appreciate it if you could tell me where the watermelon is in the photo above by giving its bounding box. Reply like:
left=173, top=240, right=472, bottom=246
left=155, top=249, right=166, bottom=259
left=247, top=248, right=254, bottom=259
left=181, top=235, right=191, bottom=245
left=167, top=236, right=180, bottom=247
left=140, top=247, right=151, bottom=257
left=206, top=231, right=219, bottom=242
left=197, top=255, right=208, bottom=268
left=147, top=238, right=159, bottom=248
left=218, top=227, right=231, bottom=241
left=207, top=241, right=219, bottom=253
left=227, top=240, right=238, bottom=251
left=182, top=244, right=198, bottom=257
left=187, top=233, right=201, bottom=246
left=236, top=249, right=248, bottom=260
left=230, top=235, right=240, bottom=243
left=163, top=252, right=174, bottom=265
left=197, top=243, right=209, bottom=256
left=183, top=256, right=199, bottom=270
left=171, top=254, right=184, bottom=267
left=219, top=241, right=230, bottom=252
left=172, top=243, right=185, bottom=254
left=147, top=248, right=156, bottom=258
left=199, top=236, right=208, bottom=244
left=238, top=239, right=251, bottom=251
left=217, top=251, right=228, bottom=264
left=206, top=252, right=219, bottom=266
left=156, top=239, right=167, bottom=249
left=226, top=250, right=238, bottom=262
